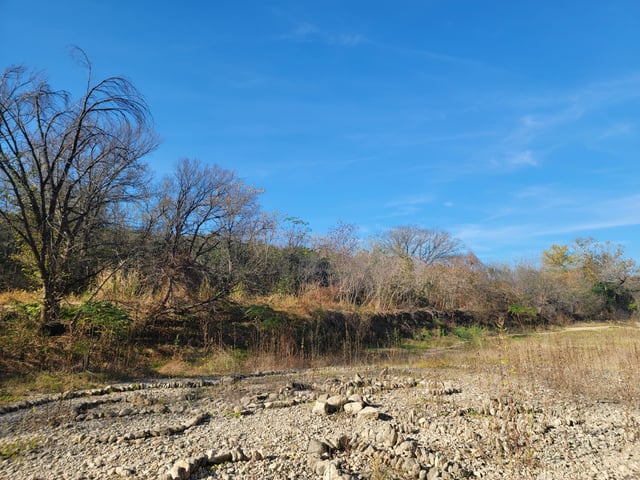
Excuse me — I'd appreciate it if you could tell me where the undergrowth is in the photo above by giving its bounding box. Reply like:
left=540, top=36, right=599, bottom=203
left=2, top=286, right=638, bottom=406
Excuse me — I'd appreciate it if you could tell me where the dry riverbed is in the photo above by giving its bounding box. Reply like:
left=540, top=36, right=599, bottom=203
left=1, top=365, right=639, bottom=479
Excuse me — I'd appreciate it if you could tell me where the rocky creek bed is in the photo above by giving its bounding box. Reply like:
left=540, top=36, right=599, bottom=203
left=1, top=366, right=639, bottom=479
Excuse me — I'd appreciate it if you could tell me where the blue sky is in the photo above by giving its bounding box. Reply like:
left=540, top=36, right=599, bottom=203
left=3, top=1, right=640, bottom=264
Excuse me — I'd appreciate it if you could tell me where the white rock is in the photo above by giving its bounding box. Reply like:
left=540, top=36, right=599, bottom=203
left=357, top=406, right=380, bottom=420
left=327, top=395, right=348, bottom=409
left=169, top=460, right=190, bottom=480
left=343, top=402, right=364, bottom=415
left=313, top=400, right=330, bottom=415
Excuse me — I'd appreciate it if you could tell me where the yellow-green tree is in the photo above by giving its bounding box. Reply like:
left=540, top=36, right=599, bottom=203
left=542, top=239, right=638, bottom=319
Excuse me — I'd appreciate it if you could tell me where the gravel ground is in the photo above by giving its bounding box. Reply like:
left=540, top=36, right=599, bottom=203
left=1, top=366, right=639, bottom=479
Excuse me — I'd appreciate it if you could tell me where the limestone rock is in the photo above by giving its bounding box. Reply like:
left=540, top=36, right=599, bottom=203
left=169, top=460, right=190, bottom=480
left=344, top=401, right=364, bottom=415
left=327, top=395, right=348, bottom=410
left=308, top=439, right=331, bottom=458
left=358, top=406, right=381, bottom=420
left=313, top=400, right=331, bottom=415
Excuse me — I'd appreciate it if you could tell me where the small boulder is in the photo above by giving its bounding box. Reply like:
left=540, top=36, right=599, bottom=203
left=343, top=402, right=364, bottom=415
left=313, top=401, right=330, bottom=415
left=377, top=423, right=398, bottom=447
left=357, top=406, right=380, bottom=420
left=169, top=460, right=190, bottom=480
left=207, top=451, right=232, bottom=464
left=308, top=439, right=331, bottom=458
left=327, top=395, right=348, bottom=410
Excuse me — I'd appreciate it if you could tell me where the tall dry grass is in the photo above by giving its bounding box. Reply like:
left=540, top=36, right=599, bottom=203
left=453, top=324, right=640, bottom=403
left=404, top=323, right=640, bottom=478
left=0, top=290, right=39, bottom=305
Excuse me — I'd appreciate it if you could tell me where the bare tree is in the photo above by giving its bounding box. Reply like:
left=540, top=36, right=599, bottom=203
left=152, top=158, right=262, bottom=306
left=313, top=221, right=360, bottom=301
left=379, top=225, right=462, bottom=266
left=0, top=56, right=156, bottom=328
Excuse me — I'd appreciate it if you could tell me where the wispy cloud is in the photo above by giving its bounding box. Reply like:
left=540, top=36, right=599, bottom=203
left=398, top=46, right=504, bottom=72
left=598, top=122, right=633, bottom=140
left=379, top=193, right=434, bottom=218
left=493, top=73, right=640, bottom=169
left=509, top=150, right=538, bottom=167
left=292, top=22, right=319, bottom=36
left=370, top=41, right=514, bottom=76
left=244, top=159, right=326, bottom=179
left=538, top=194, right=640, bottom=235
left=244, top=155, right=362, bottom=180
left=513, top=185, right=552, bottom=200
left=488, top=149, right=539, bottom=172
left=281, top=22, right=366, bottom=47
left=386, top=194, right=433, bottom=208
left=348, top=129, right=495, bottom=149
left=452, top=192, right=640, bottom=261
left=453, top=223, right=535, bottom=249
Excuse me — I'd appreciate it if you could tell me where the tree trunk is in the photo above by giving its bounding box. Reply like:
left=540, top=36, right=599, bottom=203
left=40, top=280, right=65, bottom=336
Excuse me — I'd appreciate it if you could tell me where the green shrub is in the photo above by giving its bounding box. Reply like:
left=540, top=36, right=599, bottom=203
left=74, top=301, right=131, bottom=338
left=245, top=304, right=283, bottom=330
left=452, top=325, right=485, bottom=347
left=12, top=301, right=41, bottom=321
left=508, top=304, right=538, bottom=324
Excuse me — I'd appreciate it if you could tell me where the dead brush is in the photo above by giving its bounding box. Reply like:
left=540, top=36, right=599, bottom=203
left=475, top=322, right=640, bottom=475
left=508, top=325, right=640, bottom=402
left=489, top=326, right=538, bottom=472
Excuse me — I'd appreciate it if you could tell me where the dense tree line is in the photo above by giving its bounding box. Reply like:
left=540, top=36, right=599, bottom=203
left=1, top=61, right=638, bottom=332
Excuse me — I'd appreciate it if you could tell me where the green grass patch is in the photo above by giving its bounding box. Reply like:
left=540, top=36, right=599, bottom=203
left=0, top=437, right=39, bottom=460
left=0, top=371, right=108, bottom=399
left=451, top=325, right=486, bottom=347
left=0, top=389, right=19, bottom=404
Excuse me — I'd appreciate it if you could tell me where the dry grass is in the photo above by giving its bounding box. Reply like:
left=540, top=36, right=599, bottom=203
left=511, top=325, right=640, bottom=401
left=391, top=322, right=640, bottom=477
left=430, top=322, right=640, bottom=403
left=156, top=345, right=362, bottom=377
left=0, top=290, right=39, bottom=305
left=241, top=285, right=369, bottom=318
left=0, top=371, right=109, bottom=403
left=154, top=348, right=248, bottom=376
